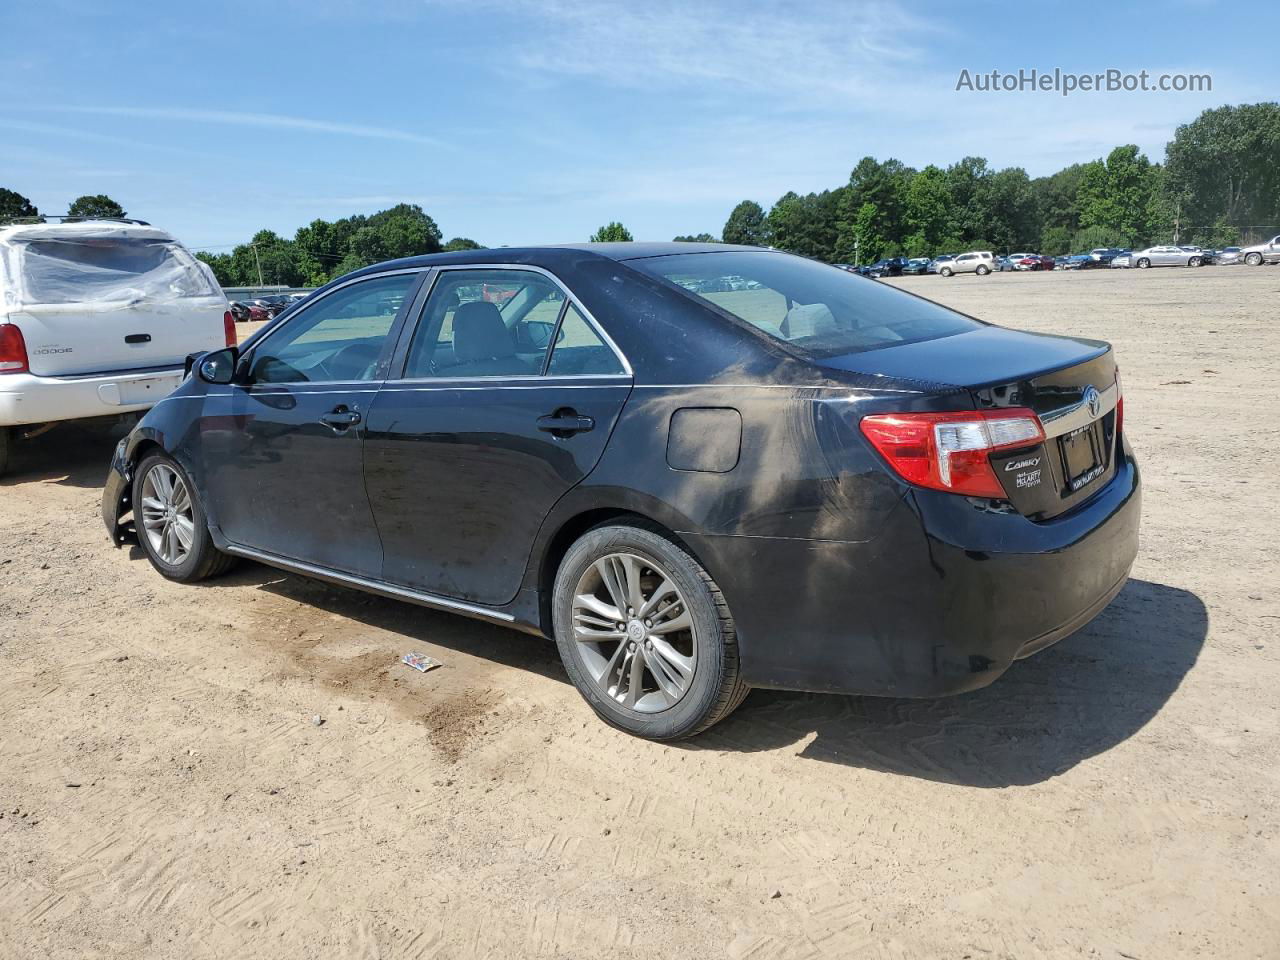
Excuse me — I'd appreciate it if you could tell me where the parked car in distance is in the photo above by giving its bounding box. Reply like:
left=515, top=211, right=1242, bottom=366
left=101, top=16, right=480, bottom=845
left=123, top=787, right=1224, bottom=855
left=228, top=301, right=251, bottom=323
left=1131, top=245, right=1203, bottom=268
left=1110, top=253, right=1132, bottom=268
left=927, top=255, right=954, bottom=274
left=997, top=256, right=1017, bottom=272
left=1240, top=235, right=1280, bottom=266
left=866, top=257, right=909, bottom=278
left=901, top=257, right=931, bottom=275
left=101, top=242, right=1139, bottom=740
left=1089, top=248, right=1127, bottom=266
left=938, top=251, right=994, bottom=276
left=0, top=218, right=233, bottom=476
left=1214, top=246, right=1242, bottom=264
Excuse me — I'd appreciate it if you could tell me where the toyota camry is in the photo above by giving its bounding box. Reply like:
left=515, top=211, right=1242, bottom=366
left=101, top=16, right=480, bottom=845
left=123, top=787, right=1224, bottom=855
left=102, top=242, right=1141, bottom=740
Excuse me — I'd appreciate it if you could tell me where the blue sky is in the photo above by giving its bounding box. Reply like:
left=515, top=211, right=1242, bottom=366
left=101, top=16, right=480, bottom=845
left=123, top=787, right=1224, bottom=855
left=2, top=0, right=1270, bottom=252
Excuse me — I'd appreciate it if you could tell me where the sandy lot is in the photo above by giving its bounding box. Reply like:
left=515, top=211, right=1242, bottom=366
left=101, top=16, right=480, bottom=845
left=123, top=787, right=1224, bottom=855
left=2, top=266, right=1278, bottom=959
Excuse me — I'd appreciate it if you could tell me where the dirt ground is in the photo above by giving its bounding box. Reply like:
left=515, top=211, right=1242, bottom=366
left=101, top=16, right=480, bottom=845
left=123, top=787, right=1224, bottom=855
left=2, top=266, right=1278, bottom=959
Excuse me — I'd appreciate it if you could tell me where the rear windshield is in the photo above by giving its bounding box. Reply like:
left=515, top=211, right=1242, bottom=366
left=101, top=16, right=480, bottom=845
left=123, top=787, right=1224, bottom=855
left=631, top=251, right=982, bottom=356
left=16, top=238, right=218, bottom=304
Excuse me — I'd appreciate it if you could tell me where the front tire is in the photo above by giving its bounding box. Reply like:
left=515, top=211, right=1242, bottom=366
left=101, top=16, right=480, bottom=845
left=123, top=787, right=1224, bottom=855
left=552, top=523, right=748, bottom=740
left=940, top=266, right=953, bottom=277
left=133, top=452, right=236, bottom=582
left=1188, top=256, right=1202, bottom=267
left=1245, top=252, right=1262, bottom=266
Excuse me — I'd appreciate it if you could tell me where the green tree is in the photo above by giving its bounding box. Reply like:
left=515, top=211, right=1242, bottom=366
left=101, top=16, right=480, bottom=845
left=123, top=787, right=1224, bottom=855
left=1076, top=146, right=1161, bottom=247
left=721, top=200, right=769, bottom=245
left=67, top=194, right=126, bottom=219
left=443, top=237, right=483, bottom=251
left=901, top=165, right=958, bottom=257
left=673, top=233, right=717, bottom=242
left=195, top=251, right=237, bottom=286
left=943, top=156, right=993, bottom=244
left=1165, top=102, right=1280, bottom=239
left=768, top=190, right=841, bottom=261
left=228, top=230, right=305, bottom=287
left=834, top=157, right=911, bottom=261
left=0, top=188, right=39, bottom=221
left=590, top=221, right=633, bottom=242
left=982, top=167, right=1038, bottom=252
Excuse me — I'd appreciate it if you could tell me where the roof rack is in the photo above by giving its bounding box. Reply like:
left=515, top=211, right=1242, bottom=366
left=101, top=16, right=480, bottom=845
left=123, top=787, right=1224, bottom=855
left=0, top=215, right=152, bottom=227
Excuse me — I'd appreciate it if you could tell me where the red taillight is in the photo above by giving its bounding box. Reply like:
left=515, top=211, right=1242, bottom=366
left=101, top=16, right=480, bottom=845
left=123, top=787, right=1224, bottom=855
left=0, top=323, right=29, bottom=375
left=1114, top=371, right=1124, bottom=436
left=860, top=408, right=1045, bottom=499
left=223, top=310, right=237, bottom=348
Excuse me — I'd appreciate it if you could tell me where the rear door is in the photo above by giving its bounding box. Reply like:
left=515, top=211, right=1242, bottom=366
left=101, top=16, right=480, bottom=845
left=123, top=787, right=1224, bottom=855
left=363, top=266, right=632, bottom=605
left=7, top=235, right=227, bottom=375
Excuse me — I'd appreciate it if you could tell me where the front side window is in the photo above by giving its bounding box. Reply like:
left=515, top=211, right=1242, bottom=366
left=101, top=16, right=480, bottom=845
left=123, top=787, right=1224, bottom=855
left=249, top=272, right=417, bottom=383
left=631, top=251, right=983, bottom=357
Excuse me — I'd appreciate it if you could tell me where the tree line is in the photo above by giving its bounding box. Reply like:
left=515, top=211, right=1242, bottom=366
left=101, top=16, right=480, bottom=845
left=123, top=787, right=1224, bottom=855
left=703, top=102, right=1280, bottom=262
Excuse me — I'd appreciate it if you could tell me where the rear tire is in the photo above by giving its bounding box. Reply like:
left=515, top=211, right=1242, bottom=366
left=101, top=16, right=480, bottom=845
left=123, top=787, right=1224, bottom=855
left=133, top=452, right=237, bottom=582
left=976, top=264, right=990, bottom=275
left=553, top=523, right=748, bottom=741
left=1137, top=258, right=1151, bottom=269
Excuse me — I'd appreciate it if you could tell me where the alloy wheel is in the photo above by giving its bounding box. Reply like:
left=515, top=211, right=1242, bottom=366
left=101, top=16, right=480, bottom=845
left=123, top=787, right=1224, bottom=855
left=571, top=553, right=697, bottom=713
left=139, top=463, right=195, bottom=566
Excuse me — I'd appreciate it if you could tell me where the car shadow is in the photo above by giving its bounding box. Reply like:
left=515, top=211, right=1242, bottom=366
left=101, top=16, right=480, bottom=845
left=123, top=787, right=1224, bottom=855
left=0, top=421, right=128, bottom=489
left=127, top=550, right=1202, bottom=786
left=686, top=578, right=1205, bottom=787
left=183, top=559, right=570, bottom=684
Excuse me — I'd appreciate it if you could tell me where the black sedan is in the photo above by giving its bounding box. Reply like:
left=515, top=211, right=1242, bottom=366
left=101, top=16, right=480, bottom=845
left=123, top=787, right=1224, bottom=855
left=102, top=243, right=1140, bottom=740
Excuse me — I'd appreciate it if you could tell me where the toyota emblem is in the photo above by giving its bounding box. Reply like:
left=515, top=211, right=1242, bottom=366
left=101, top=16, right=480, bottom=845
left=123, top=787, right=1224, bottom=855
left=1084, top=385, right=1101, bottom=419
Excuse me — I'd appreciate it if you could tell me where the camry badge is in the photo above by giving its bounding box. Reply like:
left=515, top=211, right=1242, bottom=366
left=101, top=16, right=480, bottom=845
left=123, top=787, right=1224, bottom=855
left=1084, top=385, right=1101, bottom=419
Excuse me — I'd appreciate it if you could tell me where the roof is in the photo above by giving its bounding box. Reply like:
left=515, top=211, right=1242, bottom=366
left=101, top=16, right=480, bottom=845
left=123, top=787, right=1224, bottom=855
left=343, top=241, right=769, bottom=282
left=0, top=220, right=178, bottom=244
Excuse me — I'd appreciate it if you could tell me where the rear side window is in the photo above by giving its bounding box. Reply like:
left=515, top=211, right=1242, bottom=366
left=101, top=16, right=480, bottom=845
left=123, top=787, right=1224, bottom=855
left=15, top=238, right=218, bottom=304
left=632, top=251, right=982, bottom=356
left=547, top=303, right=625, bottom=376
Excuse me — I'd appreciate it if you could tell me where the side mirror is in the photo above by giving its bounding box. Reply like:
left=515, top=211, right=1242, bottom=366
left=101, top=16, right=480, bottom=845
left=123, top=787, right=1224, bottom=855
left=197, top=347, right=238, bottom=384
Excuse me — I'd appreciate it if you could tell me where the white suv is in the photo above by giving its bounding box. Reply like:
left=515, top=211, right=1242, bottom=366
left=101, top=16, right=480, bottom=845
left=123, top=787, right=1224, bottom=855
left=937, top=251, right=995, bottom=277
left=0, top=219, right=232, bottom=474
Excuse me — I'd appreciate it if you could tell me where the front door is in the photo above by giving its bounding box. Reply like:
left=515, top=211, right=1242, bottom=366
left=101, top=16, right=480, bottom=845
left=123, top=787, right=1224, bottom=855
left=200, top=271, right=423, bottom=577
left=363, top=267, right=632, bottom=605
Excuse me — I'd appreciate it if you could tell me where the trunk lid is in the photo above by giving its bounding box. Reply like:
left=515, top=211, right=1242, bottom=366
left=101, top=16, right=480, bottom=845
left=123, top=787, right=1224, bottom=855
left=828, top=326, right=1120, bottom=520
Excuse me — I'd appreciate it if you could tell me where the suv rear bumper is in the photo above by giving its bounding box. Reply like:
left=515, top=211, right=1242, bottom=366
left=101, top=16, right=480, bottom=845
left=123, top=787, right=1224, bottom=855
left=0, top=368, right=184, bottom=426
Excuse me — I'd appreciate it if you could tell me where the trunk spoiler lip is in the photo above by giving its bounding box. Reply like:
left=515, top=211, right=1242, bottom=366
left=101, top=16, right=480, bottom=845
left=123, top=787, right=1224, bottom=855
left=819, top=327, right=1112, bottom=393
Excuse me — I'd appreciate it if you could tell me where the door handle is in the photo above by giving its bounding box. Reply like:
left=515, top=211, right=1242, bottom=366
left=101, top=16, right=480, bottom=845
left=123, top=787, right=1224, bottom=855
left=537, top=409, right=594, bottom=437
left=319, top=407, right=361, bottom=430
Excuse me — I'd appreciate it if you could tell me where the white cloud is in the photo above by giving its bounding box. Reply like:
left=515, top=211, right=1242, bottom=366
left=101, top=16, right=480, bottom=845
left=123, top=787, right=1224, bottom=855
left=32, top=106, right=443, bottom=146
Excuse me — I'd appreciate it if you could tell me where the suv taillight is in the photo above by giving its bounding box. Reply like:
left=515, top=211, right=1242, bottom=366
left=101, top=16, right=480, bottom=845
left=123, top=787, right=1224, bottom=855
left=0, top=323, right=29, bottom=375
left=860, top=409, right=1045, bottom=499
left=223, top=310, right=237, bottom=348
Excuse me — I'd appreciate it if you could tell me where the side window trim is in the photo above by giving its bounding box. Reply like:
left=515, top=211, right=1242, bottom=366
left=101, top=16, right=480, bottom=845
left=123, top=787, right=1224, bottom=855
left=388, top=263, right=632, bottom=382
left=240, top=268, right=427, bottom=385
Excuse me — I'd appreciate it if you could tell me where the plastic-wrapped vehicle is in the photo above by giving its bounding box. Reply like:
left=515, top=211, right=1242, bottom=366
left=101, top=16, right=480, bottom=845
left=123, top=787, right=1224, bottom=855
left=0, top=219, right=234, bottom=475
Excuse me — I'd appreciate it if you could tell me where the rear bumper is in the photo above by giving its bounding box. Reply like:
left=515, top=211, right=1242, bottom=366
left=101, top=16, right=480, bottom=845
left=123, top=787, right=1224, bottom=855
left=683, top=444, right=1142, bottom=697
left=0, top=368, right=184, bottom=427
